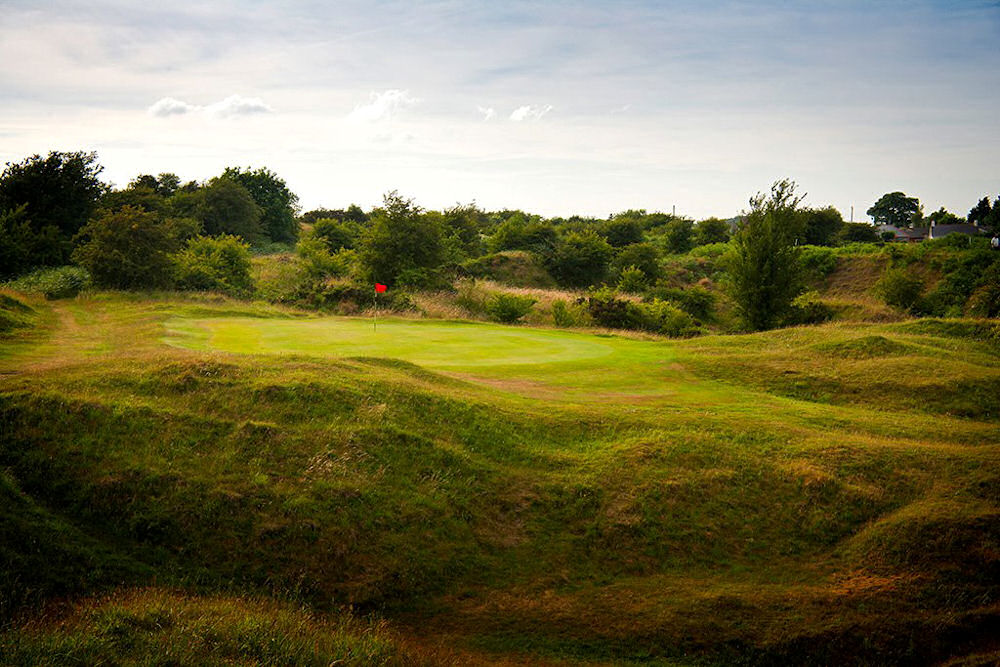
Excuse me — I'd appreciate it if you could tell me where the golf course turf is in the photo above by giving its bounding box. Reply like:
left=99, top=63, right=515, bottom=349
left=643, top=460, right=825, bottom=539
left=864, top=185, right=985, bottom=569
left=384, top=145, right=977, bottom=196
left=2, top=292, right=999, bottom=665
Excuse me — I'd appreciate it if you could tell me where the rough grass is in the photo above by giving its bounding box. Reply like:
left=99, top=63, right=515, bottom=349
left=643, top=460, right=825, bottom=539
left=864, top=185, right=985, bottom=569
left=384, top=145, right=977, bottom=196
left=1, top=293, right=998, bottom=664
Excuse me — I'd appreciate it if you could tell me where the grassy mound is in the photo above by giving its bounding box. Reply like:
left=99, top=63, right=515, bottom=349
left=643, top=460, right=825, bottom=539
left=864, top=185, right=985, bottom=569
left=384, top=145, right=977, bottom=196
left=0, top=294, right=33, bottom=335
left=2, top=294, right=999, bottom=664
left=814, top=334, right=913, bottom=359
left=0, top=589, right=404, bottom=666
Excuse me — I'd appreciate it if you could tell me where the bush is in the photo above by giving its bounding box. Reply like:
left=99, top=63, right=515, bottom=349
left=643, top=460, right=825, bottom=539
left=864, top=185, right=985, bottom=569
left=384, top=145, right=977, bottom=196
left=5, top=266, right=91, bottom=300
left=784, top=291, right=834, bottom=326
left=585, top=287, right=699, bottom=337
left=799, top=245, right=838, bottom=279
left=545, top=230, right=613, bottom=288
left=172, top=235, right=254, bottom=296
left=688, top=242, right=730, bottom=259
left=617, top=265, right=647, bottom=293
left=485, top=292, right=536, bottom=324
left=455, top=279, right=490, bottom=315
left=71, top=206, right=176, bottom=289
left=875, top=267, right=923, bottom=311
left=295, top=235, right=352, bottom=279
left=551, top=299, right=590, bottom=327
left=646, top=285, right=716, bottom=320
left=967, top=262, right=1000, bottom=318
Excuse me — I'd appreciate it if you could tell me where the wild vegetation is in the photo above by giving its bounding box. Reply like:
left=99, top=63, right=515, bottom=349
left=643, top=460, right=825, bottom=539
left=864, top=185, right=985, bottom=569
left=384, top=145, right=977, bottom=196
left=1, top=150, right=999, bottom=664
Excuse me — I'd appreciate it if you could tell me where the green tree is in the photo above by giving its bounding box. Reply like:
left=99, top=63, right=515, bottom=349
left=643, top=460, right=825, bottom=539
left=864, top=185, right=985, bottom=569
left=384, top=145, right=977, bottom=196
left=311, top=218, right=358, bottom=253
left=611, top=242, right=661, bottom=282
left=839, top=222, right=881, bottom=244
left=359, top=192, right=444, bottom=286
left=867, top=191, right=921, bottom=228
left=442, top=203, right=485, bottom=257
left=71, top=206, right=176, bottom=289
left=600, top=215, right=644, bottom=247
left=222, top=166, right=300, bottom=242
left=724, top=179, right=804, bottom=331
left=0, top=151, right=107, bottom=265
left=800, top=206, right=844, bottom=246
left=926, top=207, right=963, bottom=226
left=967, top=197, right=991, bottom=227
left=194, top=178, right=264, bottom=242
left=545, top=230, right=613, bottom=288
left=695, top=218, right=731, bottom=245
left=0, top=205, right=36, bottom=279
left=662, top=218, right=695, bottom=254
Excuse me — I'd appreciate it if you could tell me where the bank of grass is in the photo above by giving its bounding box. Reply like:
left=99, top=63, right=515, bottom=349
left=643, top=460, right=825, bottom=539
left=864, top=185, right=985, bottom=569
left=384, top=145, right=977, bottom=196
left=0, top=588, right=408, bottom=666
left=1, top=292, right=998, bottom=664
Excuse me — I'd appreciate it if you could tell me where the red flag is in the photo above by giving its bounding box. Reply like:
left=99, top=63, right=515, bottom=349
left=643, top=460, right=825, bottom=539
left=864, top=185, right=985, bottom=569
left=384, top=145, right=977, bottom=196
left=375, top=283, right=387, bottom=293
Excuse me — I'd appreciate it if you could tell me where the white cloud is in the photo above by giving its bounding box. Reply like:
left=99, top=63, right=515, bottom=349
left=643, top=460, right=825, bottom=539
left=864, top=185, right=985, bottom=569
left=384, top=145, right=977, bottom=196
left=147, top=97, right=199, bottom=117
left=147, top=94, right=272, bottom=119
left=348, top=89, right=419, bottom=123
left=510, top=104, right=553, bottom=122
left=477, top=106, right=496, bottom=121
left=611, top=104, right=632, bottom=114
left=204, top=94, right=273, bottom=118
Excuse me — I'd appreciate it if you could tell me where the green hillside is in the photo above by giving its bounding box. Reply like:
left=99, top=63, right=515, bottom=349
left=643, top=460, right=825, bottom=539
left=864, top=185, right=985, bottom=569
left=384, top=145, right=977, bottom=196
left=1, top=291, right=999, bottom=665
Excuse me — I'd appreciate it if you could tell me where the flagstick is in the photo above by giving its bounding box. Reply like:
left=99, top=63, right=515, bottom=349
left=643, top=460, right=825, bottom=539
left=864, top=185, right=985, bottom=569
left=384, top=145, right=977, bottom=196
left=373, top=290, right=377, bottom=333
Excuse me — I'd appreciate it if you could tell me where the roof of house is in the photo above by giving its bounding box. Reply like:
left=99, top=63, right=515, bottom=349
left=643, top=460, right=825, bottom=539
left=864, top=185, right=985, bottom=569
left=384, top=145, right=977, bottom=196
left=929, top=224, right=983, bottom=238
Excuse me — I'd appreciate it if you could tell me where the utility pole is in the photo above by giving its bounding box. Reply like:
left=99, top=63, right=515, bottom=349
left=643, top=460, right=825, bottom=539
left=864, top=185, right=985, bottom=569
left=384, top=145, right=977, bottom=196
left=672, top=204, right=676, bottom=217
left=850, top=206, right=854, bottom=223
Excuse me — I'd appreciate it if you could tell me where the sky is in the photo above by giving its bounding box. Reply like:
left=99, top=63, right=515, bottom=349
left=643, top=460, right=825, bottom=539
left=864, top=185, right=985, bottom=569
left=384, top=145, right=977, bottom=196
left=1, top=0, right=998, bottom=221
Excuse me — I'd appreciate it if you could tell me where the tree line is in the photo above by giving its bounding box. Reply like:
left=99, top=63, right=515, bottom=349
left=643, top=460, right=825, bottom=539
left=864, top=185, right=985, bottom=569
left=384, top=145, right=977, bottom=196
left=2, top=150, right=998, bottom=332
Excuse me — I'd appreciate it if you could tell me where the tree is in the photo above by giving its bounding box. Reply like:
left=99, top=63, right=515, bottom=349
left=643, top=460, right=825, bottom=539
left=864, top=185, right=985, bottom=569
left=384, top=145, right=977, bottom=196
left=0, top=151, right=106, bottom=264
left=611, top=242, right=661, bottom=282
left=724, top=179, right=804, bottom=331
left=800, top=206, right=844, bottom=246
left=839, top=222, right=881, bottom=244
left=662, top=218, right=695, bottom=254
left=442, top=203, right=485, bottom=257
left=0, top=205, right=36, bottom=279
left=545, top=229, right=613, bottom=288
left=194, top=178, right=264, bottom=242
left=311, top=218, right=358, bottom=253
left=358, top=191, right=444, bottom=286
left=600, top=215, right=644, bottom=247
left=968, top=197, right=991, bottom=227
left=695, top=218, right=731, bottom=245
left=926, top=207, right=963, bottom=226
left=71, top=206, right=176, bottom=289
left=222, top=167, right=299, bottom=242
left=867, top=192, right=921, bottom=228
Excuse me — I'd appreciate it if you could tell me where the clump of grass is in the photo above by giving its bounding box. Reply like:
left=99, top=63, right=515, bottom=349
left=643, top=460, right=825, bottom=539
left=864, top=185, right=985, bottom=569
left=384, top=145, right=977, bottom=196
left=0, top=294, right=34, bottom=334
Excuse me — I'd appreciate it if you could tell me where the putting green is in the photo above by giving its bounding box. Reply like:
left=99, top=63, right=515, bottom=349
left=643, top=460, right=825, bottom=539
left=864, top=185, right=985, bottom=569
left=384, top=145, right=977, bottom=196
left=164, top=316, right=661, bottom=367
left=160, top=315, right=699, bottom=402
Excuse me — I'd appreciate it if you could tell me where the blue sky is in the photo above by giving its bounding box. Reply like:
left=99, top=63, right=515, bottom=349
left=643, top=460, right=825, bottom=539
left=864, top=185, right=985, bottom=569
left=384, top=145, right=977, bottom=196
left=1, top=0, right=997, bottom=219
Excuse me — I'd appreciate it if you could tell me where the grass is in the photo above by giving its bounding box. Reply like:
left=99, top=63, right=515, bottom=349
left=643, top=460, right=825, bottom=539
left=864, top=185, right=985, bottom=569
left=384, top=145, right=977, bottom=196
left=1, top=291, right=998, bottom=664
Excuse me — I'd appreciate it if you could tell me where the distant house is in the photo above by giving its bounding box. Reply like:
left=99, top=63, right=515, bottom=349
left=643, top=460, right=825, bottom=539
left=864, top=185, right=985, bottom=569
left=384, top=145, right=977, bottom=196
left=879, top=221, right=985, bottom=242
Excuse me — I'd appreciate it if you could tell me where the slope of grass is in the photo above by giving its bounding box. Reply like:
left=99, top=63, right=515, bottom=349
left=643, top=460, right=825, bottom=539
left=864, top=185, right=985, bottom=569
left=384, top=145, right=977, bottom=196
left=1, top=292, right=998, bottom=664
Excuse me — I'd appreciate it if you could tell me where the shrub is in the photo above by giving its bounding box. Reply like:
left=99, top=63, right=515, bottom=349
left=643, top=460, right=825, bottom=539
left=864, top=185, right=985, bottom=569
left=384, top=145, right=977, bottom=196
left=545, top=230, right=613, bottom=288
left=688, top=242, right=730, bottom=259
left=172, top=235, right=254, bottom=296
left=585, top=287, right=699, bottom=337
left=646, top=285, right=716, bottom=320
left=71, top=206, right=176, bottom=289
left=875, top=267, right=923, bottom=311
left=5, top=266, right=92, bottom=300
left=967, top=262, right=1000, bottom=318
left=455, top=279, right=490, bottom=315
left=485, top=293, right=536, bottom=324
left=799, top=245, right=838, bottom=279
left=551, top=299, right=589, bottom=327
left=617, top=265, right=647, bottom=293
left=295, top=235, right=352, bottom=279
left=784, top=291, right=834, bottom=326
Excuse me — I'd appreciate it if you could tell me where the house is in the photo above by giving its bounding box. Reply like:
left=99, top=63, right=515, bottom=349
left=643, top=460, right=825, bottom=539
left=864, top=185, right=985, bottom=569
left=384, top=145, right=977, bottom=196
left=879, top=221, right=985, bottom=242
